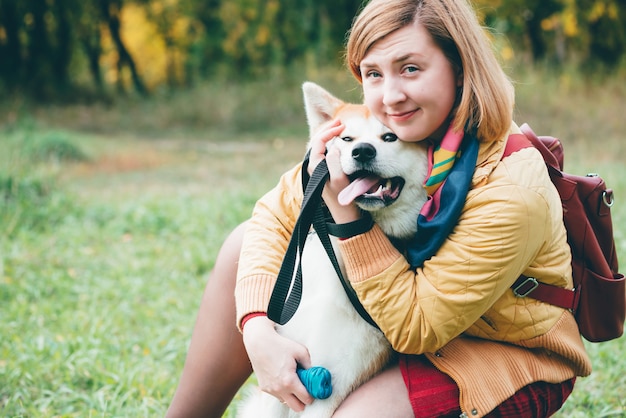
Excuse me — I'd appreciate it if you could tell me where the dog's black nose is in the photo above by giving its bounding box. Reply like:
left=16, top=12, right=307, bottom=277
left=352, top=143, right=376, bottom=162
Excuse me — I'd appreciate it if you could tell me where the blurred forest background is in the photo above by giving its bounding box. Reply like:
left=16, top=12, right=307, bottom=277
left=1, top=0, right=625, bottom=100
left=1, top=1, right=626, bottom=416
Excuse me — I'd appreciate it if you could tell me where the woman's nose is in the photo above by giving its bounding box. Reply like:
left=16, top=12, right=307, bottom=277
left=382, top=77, right=406, bottom=106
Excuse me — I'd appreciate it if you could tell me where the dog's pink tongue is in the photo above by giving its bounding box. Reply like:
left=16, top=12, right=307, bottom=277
left=338, top=176, right=380, bottom=206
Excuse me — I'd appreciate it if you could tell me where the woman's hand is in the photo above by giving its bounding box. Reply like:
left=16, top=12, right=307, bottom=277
left=308, top=119, right=361, bottom=224
left=307, top=119, right=344, bottom=175
left=242, top=316, right=314, bottom=411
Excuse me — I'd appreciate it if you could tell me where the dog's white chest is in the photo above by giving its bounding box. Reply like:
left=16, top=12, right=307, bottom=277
left=279, top=231, right=378, bottom=360
left=238, top=230, right=392, bottom=418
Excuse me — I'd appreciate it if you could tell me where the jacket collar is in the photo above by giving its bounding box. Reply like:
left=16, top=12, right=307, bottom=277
left=472, top=121, right=521, bottom=187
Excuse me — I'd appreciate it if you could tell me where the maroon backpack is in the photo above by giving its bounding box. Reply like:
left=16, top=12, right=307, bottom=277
left=506, top=124, right=625, bottom=342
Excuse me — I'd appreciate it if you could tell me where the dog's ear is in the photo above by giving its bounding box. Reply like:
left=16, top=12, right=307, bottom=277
left=302, top=82, right=344, bottom=135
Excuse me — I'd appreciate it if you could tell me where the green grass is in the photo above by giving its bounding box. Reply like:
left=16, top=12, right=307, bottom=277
left=1, top=195, right=246, bottom=416
left=1, top=67, right=625, bottom=417
left=0, top=123, right=306, bottom=417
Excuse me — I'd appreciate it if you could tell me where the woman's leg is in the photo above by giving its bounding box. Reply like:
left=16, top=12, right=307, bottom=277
left=166, top=222, right=252, bottom=418
left=334, top=353, right=576, bottom=418
left=332, top=364, right=414, bottom=418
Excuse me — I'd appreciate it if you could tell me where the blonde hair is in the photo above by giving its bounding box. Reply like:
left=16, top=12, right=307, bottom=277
left=346, top=0, right=514, bottom=142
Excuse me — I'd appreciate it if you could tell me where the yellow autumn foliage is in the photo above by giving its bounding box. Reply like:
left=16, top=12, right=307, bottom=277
left=100, top=1, right=201, bottom=90
left=91, top=0, right=624, bottom=91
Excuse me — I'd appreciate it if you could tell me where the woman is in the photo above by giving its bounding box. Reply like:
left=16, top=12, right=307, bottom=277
left=167, top=0, right=591, bottom=417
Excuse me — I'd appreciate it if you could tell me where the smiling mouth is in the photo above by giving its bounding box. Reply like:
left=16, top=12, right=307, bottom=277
left=389, top=109, right=418, bottom=120
left=338, top=171, right=405, bottom=207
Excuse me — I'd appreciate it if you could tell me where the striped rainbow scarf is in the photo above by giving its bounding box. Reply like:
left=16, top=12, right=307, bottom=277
left=405, top=124, right=479, bottom=268
left=424, top=129, right=465, bottom=196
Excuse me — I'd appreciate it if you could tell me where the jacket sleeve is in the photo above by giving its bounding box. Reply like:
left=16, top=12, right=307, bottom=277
left=234, top=163, right=304, bottom=330
left=339, top=152, right=561, bottom=353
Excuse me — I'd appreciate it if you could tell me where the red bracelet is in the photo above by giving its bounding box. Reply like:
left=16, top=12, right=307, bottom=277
left=241, top=312, right=267, bottom=330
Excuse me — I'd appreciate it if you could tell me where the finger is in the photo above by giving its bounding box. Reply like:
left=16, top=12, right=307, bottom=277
left=283, top=380, right=314, bottom=411
left=294, top=346, right=312, bottom=371
left=311, top=119, right=343, bottom=153
left=283, top=393, right=307, bottom=412
left=272, top=371, right=312, bottom=411
left=292, top=349, right=315, bottom=405
left=322, top=147, right=361, bottom=222
left=280, top=362, right=314, bottom=408
left=325, top=147, right=345, bottom=180
left=324, top=147, right=350, bottom=196
left=293, top=382, right=314, bottom=406
left=308, top=120, right=345, bottom=171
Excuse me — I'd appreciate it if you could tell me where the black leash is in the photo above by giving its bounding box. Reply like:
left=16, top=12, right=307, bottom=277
left=267, top=157, right=379, bottom=329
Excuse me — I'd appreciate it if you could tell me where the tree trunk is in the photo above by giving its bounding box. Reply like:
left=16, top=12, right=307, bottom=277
left=524, top=14, right=546, bottom=61
left=51, top=0, right=72, bottom=89
left=588, top=14, right=626, bottom=67
left=82, top=35, right=104, bottom=91
left=99, top=0, right=147, bottom=95
left=27, top=0, right=50, bottom=96
left=0, top=0, right=22, bottom=87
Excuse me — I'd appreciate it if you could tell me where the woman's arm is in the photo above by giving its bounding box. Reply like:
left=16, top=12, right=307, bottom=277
left=234, top=165, right=314, bottom=412
left=235, top=121, right=346, bottom=411
left=234, top=163, right=303, bottom=326
left=339, top=153, right=567, bottom=354
left=235, top=120, right=346, bottom=326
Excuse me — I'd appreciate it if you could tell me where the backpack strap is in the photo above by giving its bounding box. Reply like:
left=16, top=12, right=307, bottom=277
left=504, top=125, right=563, bottom=171
left=504, top=129, right=578, bottom=311
left=503, top=132, right=532, bottom=157
left=511, top=275, right=578, bottom=310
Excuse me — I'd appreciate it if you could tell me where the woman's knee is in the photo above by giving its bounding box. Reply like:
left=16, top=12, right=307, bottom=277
left=333, top=365, right=413, bottom=418
left=219, top=221, right=247, bottom=264
left=209, top=221, right=248, bottom=285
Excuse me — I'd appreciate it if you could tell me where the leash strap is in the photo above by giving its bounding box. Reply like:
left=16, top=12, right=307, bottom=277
left=267, top=160, right=329, bottom=325
left=325, top=214, right=374, bottom=238
left=267, top=158, right=379, bottom=329
left=312, top=207, right=379, bottom=328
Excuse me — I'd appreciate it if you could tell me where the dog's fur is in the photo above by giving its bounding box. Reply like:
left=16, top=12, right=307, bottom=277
left=238, top=82, right=429, bottom=418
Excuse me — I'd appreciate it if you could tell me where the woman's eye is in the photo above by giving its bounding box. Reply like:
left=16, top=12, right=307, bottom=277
left=366, top=70, right=381, bottom=78
left=381, top=133, right=398, bottom=142
left=341, top=136, right=354, bottom=142
left=404, top=65, right=419, bottom=74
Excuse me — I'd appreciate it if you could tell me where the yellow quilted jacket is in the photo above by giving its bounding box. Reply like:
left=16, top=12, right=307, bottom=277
left=235, top=122, right=591, bottom=416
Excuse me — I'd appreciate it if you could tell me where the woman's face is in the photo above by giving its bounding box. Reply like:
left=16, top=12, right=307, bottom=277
left=360, top=22, right=461, bottom=143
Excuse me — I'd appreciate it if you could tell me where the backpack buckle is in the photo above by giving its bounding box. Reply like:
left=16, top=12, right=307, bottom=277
left=512, top=276, right=539, bottom=297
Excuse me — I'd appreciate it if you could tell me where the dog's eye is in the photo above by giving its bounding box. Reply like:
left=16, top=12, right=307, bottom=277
left=381, top=133, right=398, bottom=142
left=341, top=136, right=354, bottom=142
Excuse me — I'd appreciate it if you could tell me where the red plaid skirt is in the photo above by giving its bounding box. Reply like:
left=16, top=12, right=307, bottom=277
left=399, top=354, right=575, bottom=417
